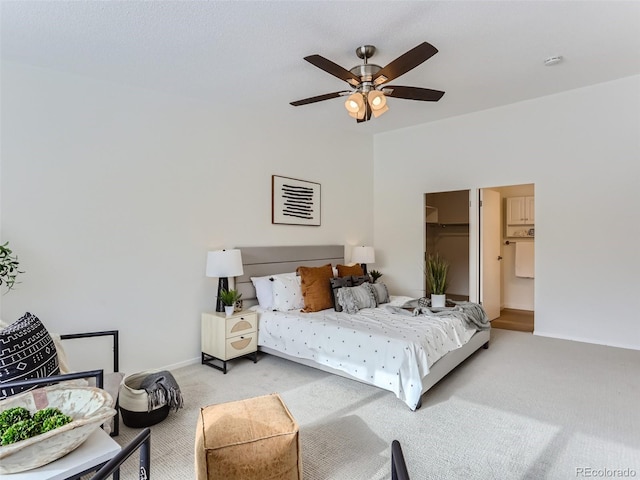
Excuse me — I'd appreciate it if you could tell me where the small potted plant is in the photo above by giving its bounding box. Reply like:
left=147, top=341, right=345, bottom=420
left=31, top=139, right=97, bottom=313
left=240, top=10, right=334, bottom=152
left=369, top=270, right=383, bottom=284
left=219, top=289, right=242, bottom=317
left=426, top=253, right=449, bottom=308
left=0, top=242, right=23, bottom=293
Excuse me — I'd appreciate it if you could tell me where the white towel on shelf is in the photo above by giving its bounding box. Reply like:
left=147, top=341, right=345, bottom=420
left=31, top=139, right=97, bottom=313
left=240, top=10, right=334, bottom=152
left=515, top=242, right=535, bottom=278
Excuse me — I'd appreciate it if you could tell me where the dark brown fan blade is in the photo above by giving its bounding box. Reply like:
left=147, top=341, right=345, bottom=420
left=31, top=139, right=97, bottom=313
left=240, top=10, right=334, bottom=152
left=383, top=85, right=445, bottom=102
left=290, top=91, right=347, bottom=107
left=304, top=55, right=362, bottom=86
left=373, top=42, right=438, bottom=84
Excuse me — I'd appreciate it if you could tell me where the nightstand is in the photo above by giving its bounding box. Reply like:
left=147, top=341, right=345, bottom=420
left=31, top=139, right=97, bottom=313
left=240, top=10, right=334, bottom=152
left=201, top=310, right=258, bottom=374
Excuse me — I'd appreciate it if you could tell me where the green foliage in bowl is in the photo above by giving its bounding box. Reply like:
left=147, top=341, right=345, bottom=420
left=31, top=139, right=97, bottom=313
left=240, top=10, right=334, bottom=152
left=0, top=407, right=72, bottom=446
left=0, top=407, right=31, bottom=431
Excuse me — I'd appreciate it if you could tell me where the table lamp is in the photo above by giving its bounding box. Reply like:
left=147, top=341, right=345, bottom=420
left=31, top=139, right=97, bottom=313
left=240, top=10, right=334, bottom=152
left=206, top=249, right=244, bottom=312
left=351, top=246, right=375, bottom=276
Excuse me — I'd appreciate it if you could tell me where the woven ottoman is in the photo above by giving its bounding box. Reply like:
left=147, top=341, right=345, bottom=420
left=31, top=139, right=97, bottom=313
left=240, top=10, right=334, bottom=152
left=195, top=393, right=302, bottom=480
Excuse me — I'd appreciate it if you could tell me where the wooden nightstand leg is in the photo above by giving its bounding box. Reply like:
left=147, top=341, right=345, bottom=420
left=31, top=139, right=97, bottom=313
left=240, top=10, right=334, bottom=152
left=252, top=351, right=258, bottom=363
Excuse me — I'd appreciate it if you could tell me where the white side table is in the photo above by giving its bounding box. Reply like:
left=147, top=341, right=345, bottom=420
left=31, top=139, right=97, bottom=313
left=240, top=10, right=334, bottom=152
left=201, top=310, right=258, bottom=373
left=0, top=429, right=121, bottom=480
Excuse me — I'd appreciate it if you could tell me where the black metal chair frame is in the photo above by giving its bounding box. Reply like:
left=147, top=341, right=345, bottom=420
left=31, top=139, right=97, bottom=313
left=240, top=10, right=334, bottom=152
left=59, top=330, right=120, bottom=436
left=91, top=427, right=151, bottom=480
left=391, top=440, right=411, bottom=480
left=1, top=330, right=121, bottom=436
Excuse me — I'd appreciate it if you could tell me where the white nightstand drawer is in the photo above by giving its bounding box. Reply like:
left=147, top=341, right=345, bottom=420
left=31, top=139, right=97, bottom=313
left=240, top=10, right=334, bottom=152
left=226, top=333, right=257, bottom=359
left=225, top=312, right=257, bottom=337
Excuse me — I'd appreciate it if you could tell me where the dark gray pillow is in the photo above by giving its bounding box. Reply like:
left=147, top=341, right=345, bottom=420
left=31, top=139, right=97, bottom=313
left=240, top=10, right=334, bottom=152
left=330, top=276, right=353, bottom=312
left=0, top=313, right=60, bottom=399
left=351, top=275, right=370, bottom=286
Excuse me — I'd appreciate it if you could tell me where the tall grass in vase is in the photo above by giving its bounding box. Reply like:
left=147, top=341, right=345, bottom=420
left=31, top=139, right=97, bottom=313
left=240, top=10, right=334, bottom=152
left=426, top=253, right=449, bottom=307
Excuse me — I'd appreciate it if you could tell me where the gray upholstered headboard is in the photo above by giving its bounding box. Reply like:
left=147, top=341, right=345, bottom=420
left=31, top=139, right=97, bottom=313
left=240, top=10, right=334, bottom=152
left=236, top=245, right=345, bottom=307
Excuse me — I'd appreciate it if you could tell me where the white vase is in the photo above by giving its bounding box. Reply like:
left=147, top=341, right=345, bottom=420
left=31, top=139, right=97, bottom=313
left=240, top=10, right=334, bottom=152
left=224, top=305, right=234, bottom=317
left=431, top=294, right=446, bottom=308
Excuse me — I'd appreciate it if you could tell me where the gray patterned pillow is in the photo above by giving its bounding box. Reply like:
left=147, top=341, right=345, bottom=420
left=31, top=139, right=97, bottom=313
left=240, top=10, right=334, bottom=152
left=370, top=282, right=390, bottom=304
left=330, top=276, right=353, bottom=312
left=336, top=284, right=377, bottom=314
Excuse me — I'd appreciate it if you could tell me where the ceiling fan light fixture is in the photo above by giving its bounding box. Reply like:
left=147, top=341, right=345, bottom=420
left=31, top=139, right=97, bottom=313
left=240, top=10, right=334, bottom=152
left=291, top=42, right=444, bottom=123
left=371, top=104, right=389, bottom=118
left=373, top=75, right=388, bottom=86
left=368, top=90, right=388, bottom=117
left=368, top=90, right=387, bottom=109
left=345, top=93, right=364, bottom=114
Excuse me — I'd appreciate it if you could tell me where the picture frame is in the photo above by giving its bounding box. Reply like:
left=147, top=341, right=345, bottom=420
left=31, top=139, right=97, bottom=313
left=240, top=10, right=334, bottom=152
left=272, top=175, right=321, bottom=226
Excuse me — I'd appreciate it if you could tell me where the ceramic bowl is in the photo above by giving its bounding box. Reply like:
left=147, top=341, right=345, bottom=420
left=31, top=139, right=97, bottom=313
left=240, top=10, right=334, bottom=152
left=0, top=384, right=116, bottom=474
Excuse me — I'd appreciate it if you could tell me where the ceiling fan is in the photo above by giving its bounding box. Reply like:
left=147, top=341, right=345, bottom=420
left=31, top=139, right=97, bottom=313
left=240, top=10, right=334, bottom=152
left=290, top=42, right=445, bottom=123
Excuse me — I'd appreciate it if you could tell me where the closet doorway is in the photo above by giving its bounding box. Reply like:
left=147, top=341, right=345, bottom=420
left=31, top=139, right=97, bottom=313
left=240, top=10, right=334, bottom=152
left=424, top=190, right=470, bottom=301
left=424, top=185, right=535, bottom=332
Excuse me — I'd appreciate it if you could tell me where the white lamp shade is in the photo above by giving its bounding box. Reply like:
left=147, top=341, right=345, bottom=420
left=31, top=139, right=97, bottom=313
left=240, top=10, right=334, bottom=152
left=344, top=93, right=364, bottom=114
left=368, top=90, right=387, bottom=109
left=205, top=249, right=244, bottom=277
left=351, top=246, right=375, bottom=264
left=371, top=103, right=389, bottom=118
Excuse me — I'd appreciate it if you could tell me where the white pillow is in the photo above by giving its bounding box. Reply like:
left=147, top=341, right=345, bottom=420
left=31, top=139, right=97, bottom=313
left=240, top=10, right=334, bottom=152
left=272, top=274, right=304, bottom=311
left=251, top=276, right=275, bottom=310
left=251, top=273, right=298, bottom=310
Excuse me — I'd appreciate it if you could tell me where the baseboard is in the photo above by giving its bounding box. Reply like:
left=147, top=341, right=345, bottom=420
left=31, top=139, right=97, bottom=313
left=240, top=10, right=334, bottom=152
left=160, top=356, right=200, bottom=372
left=533, top=330, right=640, bottom=351
left=502, top=303, right=534, bottom=311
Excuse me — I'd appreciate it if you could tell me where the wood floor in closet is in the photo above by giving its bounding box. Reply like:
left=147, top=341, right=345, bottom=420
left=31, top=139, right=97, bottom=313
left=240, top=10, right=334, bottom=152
left=491, top=308, right=534, bottom=332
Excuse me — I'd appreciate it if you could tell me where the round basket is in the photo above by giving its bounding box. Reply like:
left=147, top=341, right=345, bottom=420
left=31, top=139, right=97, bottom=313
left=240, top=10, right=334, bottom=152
left=119, top=371, right=170, bottom=428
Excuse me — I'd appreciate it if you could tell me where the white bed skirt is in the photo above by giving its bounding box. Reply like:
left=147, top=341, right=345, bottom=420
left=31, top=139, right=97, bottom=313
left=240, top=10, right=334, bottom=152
left=259, top=328, right=490, bottom=409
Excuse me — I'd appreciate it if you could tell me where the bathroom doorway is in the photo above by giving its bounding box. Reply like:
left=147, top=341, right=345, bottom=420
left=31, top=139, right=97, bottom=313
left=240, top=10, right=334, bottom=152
left=480, top=184, right=535, bottom=332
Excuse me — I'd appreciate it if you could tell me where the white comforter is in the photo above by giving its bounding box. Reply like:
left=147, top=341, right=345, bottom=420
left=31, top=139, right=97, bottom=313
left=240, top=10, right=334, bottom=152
left=255, top=302, right=476, bottom=410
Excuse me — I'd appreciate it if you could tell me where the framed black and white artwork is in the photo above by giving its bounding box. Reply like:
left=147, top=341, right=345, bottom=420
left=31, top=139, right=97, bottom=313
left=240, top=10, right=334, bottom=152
left=272, top=175, right=321, bottom=226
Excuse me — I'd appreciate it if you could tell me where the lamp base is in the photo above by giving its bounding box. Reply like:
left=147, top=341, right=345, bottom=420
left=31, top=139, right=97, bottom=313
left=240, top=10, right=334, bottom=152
left=216, top=277, right=229, bottom=313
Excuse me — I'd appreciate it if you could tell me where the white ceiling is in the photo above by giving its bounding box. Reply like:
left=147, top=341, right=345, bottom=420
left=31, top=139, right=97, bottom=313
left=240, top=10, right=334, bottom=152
left=2, top=1, right=640, bottom=135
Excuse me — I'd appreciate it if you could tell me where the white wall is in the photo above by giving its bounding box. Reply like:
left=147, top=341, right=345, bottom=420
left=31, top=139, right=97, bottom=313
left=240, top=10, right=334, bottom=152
left=0, top=62, right=374, bottom=372
left=374, top=75, right=640, bottom=350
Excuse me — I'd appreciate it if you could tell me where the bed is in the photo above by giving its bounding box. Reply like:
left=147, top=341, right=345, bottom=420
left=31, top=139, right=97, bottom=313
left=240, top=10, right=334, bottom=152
left=235, top=245, right=490, bottom=410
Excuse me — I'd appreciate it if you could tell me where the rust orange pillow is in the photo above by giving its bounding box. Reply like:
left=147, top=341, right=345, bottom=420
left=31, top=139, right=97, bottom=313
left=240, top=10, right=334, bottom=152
left=297, top=264, right=334, bottom=312
left=336, top=264, right=364, bottom=277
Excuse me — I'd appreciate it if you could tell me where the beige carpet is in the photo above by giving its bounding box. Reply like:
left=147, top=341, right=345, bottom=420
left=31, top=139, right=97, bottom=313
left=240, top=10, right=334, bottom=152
left=112, top=329, right=640, bottom=479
